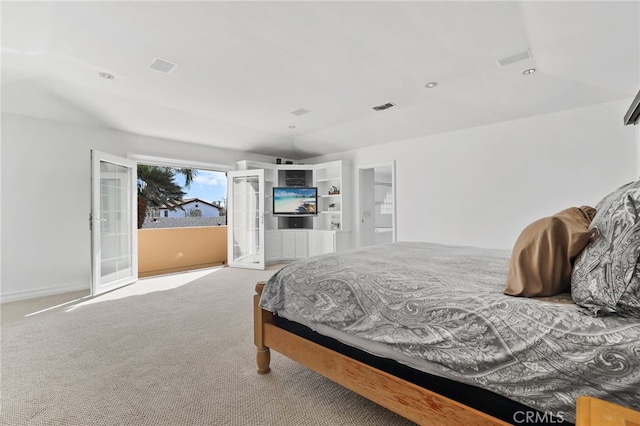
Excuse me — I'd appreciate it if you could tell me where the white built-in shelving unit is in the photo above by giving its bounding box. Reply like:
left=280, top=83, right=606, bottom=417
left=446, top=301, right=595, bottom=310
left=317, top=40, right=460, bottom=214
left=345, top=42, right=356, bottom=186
left=235, top=160, right=351, bottom=264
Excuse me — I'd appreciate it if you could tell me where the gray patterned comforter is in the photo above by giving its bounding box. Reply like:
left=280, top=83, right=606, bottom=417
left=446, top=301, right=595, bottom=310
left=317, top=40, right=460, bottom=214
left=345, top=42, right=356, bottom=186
left=259, top=242, right=640, bottom=422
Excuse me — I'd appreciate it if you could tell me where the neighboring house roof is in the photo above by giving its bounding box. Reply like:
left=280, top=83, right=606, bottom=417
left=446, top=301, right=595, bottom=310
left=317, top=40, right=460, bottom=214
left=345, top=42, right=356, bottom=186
left=156, top=198, right=223, bottom=211
left=142, top=216, right=226, bottom=229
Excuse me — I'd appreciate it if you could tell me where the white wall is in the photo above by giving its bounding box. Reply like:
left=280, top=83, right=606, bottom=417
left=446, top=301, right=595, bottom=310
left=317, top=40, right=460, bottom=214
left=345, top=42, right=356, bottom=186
left=3, top=99, right=638, bottom=301
left=306, top=99, right=640, bottom=250
left=1, top=113, right=274, bottom=301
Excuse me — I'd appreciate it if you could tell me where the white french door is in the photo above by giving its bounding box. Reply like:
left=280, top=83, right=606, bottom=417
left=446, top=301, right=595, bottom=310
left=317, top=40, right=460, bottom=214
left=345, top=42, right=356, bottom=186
left=227, top=169, right=265, bottom=270
left=90, top=150, right=138, bottom=295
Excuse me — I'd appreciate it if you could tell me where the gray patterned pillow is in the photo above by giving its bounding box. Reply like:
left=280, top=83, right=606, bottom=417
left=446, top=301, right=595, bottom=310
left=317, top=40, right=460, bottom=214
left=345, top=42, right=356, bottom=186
left=571, top=181, right=640, bottom=317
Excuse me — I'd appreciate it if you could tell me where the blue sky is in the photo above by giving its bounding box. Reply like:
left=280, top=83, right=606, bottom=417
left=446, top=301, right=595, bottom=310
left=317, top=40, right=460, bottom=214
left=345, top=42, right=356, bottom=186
left=174, top=169, right=227, bottom=206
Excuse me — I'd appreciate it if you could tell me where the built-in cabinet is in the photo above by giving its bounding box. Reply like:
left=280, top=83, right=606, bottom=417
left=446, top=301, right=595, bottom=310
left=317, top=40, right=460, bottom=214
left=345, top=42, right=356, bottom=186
left=308, top=230, right=350, bottom=257
left=236, top=160, right=351, bottom=264
left=265, top=229, right=349, bottom=262
left=264, top=230, right=282, bottom=264
left=280, top=230, right=308, bottom=259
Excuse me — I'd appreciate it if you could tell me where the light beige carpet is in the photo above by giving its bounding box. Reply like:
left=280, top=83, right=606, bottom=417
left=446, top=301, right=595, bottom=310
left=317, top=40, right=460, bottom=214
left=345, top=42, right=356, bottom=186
left=1, top=266, right=415, bottom=425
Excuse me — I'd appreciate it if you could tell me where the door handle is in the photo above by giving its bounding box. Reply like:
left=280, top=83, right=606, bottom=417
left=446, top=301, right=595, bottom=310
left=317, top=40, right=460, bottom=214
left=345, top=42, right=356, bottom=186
left=89, top=213, right=107, bottom=222
left=88, top=214, right=107, bottom=230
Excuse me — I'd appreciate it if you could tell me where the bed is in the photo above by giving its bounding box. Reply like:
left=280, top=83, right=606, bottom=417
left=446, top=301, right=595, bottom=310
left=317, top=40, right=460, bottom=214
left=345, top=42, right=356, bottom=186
left=253, top=180, right=640, bottom=425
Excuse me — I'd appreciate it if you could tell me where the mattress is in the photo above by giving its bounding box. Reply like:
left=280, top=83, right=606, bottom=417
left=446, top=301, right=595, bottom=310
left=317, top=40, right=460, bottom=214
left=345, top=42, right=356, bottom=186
left=259, top=242, right=640, bottom=423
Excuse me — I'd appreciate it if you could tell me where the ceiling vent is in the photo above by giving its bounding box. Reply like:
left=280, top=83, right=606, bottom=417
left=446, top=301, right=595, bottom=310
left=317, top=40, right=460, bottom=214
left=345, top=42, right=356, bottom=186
left=496, top=49, right=532, bottom=67
left=373, top=102, right=396, bottom=111
left=149, top=57, right=177, bottom=74
left=290, top=108, right=310, bottom=116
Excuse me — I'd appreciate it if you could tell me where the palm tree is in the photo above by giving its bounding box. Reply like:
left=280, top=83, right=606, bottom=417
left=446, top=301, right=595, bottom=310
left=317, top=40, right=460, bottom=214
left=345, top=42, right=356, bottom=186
left=137, top=165, right=197, bottom=228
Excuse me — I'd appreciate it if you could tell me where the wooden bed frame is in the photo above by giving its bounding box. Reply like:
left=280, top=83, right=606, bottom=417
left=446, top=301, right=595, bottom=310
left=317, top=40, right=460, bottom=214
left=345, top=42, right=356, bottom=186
left=254, top=282, right=639, bottom=426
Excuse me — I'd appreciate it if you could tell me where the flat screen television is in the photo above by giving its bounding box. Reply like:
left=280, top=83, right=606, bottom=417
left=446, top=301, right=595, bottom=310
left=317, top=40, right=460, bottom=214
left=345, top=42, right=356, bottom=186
left=272, top=187, right=318, bottom=216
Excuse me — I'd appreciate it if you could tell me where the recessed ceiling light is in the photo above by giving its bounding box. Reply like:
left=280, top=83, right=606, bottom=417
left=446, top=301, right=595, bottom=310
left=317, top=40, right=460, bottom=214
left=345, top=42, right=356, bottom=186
left=425, top=82, right=438, bottom=88
left=98, top=72, right=114, bottom=80
left=522, top=68, right=536, bottom=76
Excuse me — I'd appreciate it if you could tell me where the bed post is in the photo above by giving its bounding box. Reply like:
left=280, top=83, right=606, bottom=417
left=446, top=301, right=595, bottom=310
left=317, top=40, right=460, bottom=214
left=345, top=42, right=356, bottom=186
left=254, top=282, right=273, bottom=374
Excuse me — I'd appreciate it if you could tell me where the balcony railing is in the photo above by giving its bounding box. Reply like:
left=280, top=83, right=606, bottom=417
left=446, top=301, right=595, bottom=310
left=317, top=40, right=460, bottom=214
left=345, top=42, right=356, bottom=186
left=138, top=226, right=227, bottom=278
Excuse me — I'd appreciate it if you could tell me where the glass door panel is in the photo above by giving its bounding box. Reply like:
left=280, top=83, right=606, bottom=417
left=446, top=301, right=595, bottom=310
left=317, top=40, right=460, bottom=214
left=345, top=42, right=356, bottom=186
left=227, top=169, right=264, bottom=269
left=91, top=150, right=138, bottom=295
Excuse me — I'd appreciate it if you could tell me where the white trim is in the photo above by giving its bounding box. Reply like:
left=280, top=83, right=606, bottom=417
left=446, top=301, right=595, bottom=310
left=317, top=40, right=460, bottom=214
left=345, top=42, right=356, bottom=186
left=127, top=154, right=233, bottom=172
left=1, top=283, right=89, bottom=303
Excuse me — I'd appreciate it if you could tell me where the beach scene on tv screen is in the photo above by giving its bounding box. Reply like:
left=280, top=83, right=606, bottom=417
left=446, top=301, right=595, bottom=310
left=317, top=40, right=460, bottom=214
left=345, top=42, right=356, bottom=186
left=274, top=188, right=317, bottom=214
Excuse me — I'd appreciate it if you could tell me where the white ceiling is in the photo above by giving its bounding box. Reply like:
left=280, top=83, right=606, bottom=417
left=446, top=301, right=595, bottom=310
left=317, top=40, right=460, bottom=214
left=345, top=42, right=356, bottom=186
left=2, top=1, right=639, bottom=159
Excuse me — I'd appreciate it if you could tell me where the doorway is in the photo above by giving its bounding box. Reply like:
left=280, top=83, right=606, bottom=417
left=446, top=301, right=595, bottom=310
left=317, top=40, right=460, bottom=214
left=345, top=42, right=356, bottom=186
left=127, top=154, right=231, bottom=277
left=356, top=161, right=396, bottom=248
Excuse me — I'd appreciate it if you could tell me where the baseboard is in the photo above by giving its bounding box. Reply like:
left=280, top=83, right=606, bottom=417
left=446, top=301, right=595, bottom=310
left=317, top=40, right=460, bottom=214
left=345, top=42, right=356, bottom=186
left=139, top=261, right=226, bottom=278
left=1, top=283, right=90, bottom=303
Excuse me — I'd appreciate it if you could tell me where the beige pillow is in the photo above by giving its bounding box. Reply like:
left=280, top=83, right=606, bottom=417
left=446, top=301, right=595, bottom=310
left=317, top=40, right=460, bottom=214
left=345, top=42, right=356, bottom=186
left=505, top=206, right=595, bottom=297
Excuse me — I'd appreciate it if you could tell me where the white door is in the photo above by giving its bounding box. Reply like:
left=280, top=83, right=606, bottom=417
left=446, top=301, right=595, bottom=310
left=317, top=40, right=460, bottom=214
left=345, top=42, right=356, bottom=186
left=357, top=162, right=396, bottom=247
left=359, top=168, right=376, bottom=246
left=227, top=169, right=265, bottom=269
left=91, top=150, right=138, bottom=295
